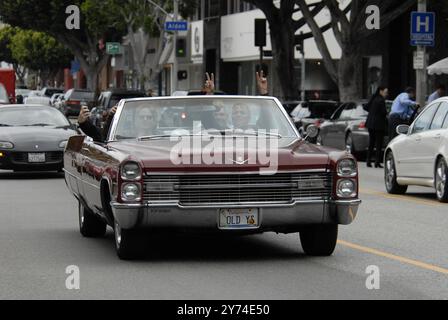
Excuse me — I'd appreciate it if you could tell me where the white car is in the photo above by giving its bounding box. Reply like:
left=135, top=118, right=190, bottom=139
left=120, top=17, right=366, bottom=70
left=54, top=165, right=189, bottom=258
left=385, top=97, right=448, bottom=202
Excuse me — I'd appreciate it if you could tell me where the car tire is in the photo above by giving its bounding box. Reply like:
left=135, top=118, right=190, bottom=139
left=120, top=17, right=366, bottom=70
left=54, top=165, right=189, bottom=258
left=300, top=224, right=338, bottom=256
left=385, top=151, right=408, bottom=195
left=78, top=201, right=107, bottom=238
left=435, top=157, right=448, bottom=203
left=114, top=221, right=147, bottom=260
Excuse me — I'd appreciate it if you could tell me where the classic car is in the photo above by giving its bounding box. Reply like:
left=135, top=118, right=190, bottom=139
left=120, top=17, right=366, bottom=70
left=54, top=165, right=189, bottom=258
left=64, top=96, right=361, bottom=260
left=385, top=97, right=448, bottom=202
left=0, top=105, right=77, bottom=172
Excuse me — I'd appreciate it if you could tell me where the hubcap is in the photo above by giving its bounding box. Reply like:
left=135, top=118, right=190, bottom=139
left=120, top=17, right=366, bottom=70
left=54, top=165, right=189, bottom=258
left=79, top=204, right=84, bottom=227
left=114, top=222, right=122, bottom=248
left=436, top=160, right=447, bottom=199
left=385, top=155, right=395, bottom=190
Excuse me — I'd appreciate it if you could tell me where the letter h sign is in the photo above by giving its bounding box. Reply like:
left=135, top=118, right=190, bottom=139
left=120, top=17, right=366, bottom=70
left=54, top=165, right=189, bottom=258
left=411, top=12, right=435, bottom=47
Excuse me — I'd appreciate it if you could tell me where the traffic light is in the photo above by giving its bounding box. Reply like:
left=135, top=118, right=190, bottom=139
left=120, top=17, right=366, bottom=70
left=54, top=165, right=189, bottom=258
left=176, top=38, right=187, bottom=57
left=178, top=70, right=188, bottom=80
left=255, top=19, right=267, bottom=47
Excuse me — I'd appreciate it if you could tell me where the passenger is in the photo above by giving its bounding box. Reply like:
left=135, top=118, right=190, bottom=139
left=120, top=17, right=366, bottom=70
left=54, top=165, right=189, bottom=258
left=78, top=105, right=116, bottom=142
left=232, top=103, right=251, bottom=130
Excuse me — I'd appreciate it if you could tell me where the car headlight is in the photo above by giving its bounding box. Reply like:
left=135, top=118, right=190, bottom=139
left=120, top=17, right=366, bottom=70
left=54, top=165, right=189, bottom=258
left=59, top=140, right=68, bottom=149
left=337, top=179, right=357, bottom=198
left=0, top=141, right=14, bottom=149
left=337, top=159, right=357, bottom=177
left=121, top=162, right=142, bottom=180
left=121, top=183, right=141, bottom=202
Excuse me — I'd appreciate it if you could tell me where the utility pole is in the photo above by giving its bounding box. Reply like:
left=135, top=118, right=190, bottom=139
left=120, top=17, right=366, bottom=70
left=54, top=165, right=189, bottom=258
left=416, top=0, right=427, bottom=107
left=173, top=0, right=179, bottom=94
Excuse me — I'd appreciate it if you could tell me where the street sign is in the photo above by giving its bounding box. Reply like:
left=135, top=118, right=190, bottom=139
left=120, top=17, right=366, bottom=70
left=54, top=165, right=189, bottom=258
left=165, top=21, right=188, bottom=32
left=410, top=12, right=435, bottom=47
left=413, top=51, right=425, bottom=70
left=106, top=42, right=121, bottom=55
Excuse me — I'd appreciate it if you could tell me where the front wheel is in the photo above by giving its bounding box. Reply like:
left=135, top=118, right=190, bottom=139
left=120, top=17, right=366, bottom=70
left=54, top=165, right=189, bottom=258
left=300, top=224, right=338, bottom=256
left=385, top=151, right=408, bottom=194
left=435, top=157, right=448, bottom=203
left=114, top=221, right=147, bottom=260
left=79, top=201, right=106, bottom=238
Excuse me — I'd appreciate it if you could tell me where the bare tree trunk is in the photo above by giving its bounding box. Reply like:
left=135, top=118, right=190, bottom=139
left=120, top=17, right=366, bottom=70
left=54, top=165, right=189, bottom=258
left=338, top=46, right=363, bottom=102
left=269, top=20, right=299, bottom=101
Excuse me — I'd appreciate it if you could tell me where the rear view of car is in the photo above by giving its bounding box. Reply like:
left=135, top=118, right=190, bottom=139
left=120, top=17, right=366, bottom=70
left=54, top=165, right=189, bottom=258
left=62, top=89, right=95, bottom=117
left=291, top=101, right=340, bottom=136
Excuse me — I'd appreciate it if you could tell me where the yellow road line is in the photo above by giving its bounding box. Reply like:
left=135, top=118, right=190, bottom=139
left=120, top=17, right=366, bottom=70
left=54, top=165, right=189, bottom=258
left=360, top=188, right=442, bottom=207
left=339, top=240, right=448, bottom=275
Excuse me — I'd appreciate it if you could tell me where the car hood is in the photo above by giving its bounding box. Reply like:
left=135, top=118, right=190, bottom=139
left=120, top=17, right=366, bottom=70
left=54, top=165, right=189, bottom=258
left=0, top=126, right=77, bottom=151
left=109, top=138, right=332, bottom=172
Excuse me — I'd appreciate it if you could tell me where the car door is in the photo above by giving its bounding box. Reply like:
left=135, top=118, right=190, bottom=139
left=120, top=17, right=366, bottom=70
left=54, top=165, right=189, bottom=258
left=321, top=104, right=351, bottom=148
left=396, top=103, right=439, bottom=178
left=423, top=102, right=448, bottom=178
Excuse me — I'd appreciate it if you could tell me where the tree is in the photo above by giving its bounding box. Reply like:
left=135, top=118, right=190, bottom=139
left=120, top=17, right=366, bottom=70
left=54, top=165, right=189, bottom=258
left=244, top=0, right=416, bottom=101
left=0, top=26, right=26, bottom=84
left=9, top=29, right=72, bottom=86
left=113, top=0, right=197, bottom=91
left=0, top=0, right=127, bottom=92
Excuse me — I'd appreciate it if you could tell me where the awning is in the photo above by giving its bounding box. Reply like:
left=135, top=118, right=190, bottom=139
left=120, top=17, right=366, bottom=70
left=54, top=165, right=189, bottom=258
left=428, top=57, right=448, bottom=75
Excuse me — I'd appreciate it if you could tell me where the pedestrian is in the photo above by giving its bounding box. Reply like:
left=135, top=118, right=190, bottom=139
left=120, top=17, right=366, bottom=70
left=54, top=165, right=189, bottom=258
left=388, top=87, right=419, bottom=141
left=365, top=86, right=389, bottom=168
left=427, top=84, right=446, bottom=104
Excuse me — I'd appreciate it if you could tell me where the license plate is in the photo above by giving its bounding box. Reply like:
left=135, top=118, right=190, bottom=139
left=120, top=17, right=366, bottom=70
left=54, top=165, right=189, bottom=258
left=219, top=208, right=259, bottom=230
left=28, top=153, right=46, bottom=163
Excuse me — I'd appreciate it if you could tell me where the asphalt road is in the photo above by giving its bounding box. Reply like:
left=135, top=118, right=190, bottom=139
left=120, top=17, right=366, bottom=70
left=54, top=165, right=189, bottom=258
left=0, top=164, right=447, bottom=300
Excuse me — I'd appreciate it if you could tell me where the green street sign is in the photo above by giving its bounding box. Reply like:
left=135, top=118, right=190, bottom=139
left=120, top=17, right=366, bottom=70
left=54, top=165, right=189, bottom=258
left=106, top=42, right=121, bottom=55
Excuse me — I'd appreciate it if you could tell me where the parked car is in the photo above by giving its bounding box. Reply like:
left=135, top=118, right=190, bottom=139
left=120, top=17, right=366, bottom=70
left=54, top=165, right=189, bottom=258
left=0, top=105, right=77, bottom=172
left=282, top=101, right=304, bottom=114
left=63, top=96, right=361, bottom=259
left=61, top=89, right=95, bottom=117
left=91, top=89, right=146, bottom=127
left=50, top=93, right=64, bottom=107
left=290, top=100, right=341, bottom=136
left=24, top=90, right=51, bottom=106
left=385, top=97, right=448, bottom=202
left=0, top=84, right=9, bottom=105
left=40, top=87, right=64, bottom=98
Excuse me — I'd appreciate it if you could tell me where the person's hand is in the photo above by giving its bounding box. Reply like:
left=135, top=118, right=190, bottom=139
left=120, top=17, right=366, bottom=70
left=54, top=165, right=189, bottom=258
left=78, top=106, right=91, bottom=124
left=203, top=73, right=215, bottom=95
left=110, top=106, right=118, bottom=115
left=256, top=71, right=268, bottom=95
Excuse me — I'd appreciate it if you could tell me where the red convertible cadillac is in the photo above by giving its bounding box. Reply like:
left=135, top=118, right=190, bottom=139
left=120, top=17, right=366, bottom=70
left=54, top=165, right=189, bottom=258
left=64, top=96, right=361, bottom=259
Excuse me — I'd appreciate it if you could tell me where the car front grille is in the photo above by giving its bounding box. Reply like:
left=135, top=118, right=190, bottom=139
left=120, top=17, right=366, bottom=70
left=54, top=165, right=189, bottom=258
left=143, top=172, right=332, bottom=206
left=11, top=151, right=63, bottom=164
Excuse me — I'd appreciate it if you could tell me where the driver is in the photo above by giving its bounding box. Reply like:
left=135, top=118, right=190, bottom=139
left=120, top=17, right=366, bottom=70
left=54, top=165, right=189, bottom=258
left=232, top=103, right=251, bottom=130
left=133, top=106, right=158, bottom=137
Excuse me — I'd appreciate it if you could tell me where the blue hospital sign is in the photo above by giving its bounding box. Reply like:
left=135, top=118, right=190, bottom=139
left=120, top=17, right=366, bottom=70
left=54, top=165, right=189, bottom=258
left=411, top=12, right=435, bottom=47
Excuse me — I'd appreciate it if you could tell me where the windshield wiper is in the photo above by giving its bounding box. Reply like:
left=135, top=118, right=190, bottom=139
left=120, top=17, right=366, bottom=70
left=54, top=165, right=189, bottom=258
left=138, top=134, right=205, bottom=141
left=215, top=130, right=283, bottom=138
left=0, top=124, right=11, bottom=127
left=23, top=123, right=53, bottom=127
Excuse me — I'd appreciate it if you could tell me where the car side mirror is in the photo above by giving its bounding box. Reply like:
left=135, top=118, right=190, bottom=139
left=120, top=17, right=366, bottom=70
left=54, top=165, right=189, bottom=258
left=304, top=125, right=319, bottom=140
left=396, top=125, right=410, bottom=135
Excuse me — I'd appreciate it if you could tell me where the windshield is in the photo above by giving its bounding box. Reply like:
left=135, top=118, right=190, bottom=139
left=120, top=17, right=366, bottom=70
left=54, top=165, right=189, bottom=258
left=0, top=106, right=70, bottom=127
left=0, top=85, right=8, bottom=103
left=113, top=98, right=297, bottom=140
left=67, top=91, right=94, bottom=101
left=293, top=102, right=339, bottom=119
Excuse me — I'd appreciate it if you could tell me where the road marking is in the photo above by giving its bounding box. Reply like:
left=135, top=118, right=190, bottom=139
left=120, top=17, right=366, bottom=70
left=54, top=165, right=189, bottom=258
left=360, top=188, right=442, bottom=207
left=339, top=240, right=448, bottom=275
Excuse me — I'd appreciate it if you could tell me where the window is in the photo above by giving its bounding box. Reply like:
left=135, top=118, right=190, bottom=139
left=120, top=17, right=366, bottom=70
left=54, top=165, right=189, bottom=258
left=340, top=103, right=355, bottom=120
left=411, top=103, right=439, bottom=134
left=430, top=102, right=448, bottom=130
left=351, top=104, right=369, bottom=119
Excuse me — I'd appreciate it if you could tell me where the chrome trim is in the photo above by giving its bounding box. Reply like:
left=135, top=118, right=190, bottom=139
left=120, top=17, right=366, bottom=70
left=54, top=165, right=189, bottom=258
left=144, top=169, right=329, bottom=176
left=175, top=183, right=298, bottom=190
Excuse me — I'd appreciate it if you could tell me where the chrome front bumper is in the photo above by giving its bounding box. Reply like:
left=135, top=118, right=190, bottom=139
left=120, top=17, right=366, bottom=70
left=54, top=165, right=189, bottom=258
left=110, top=199, right=361, bottom=231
